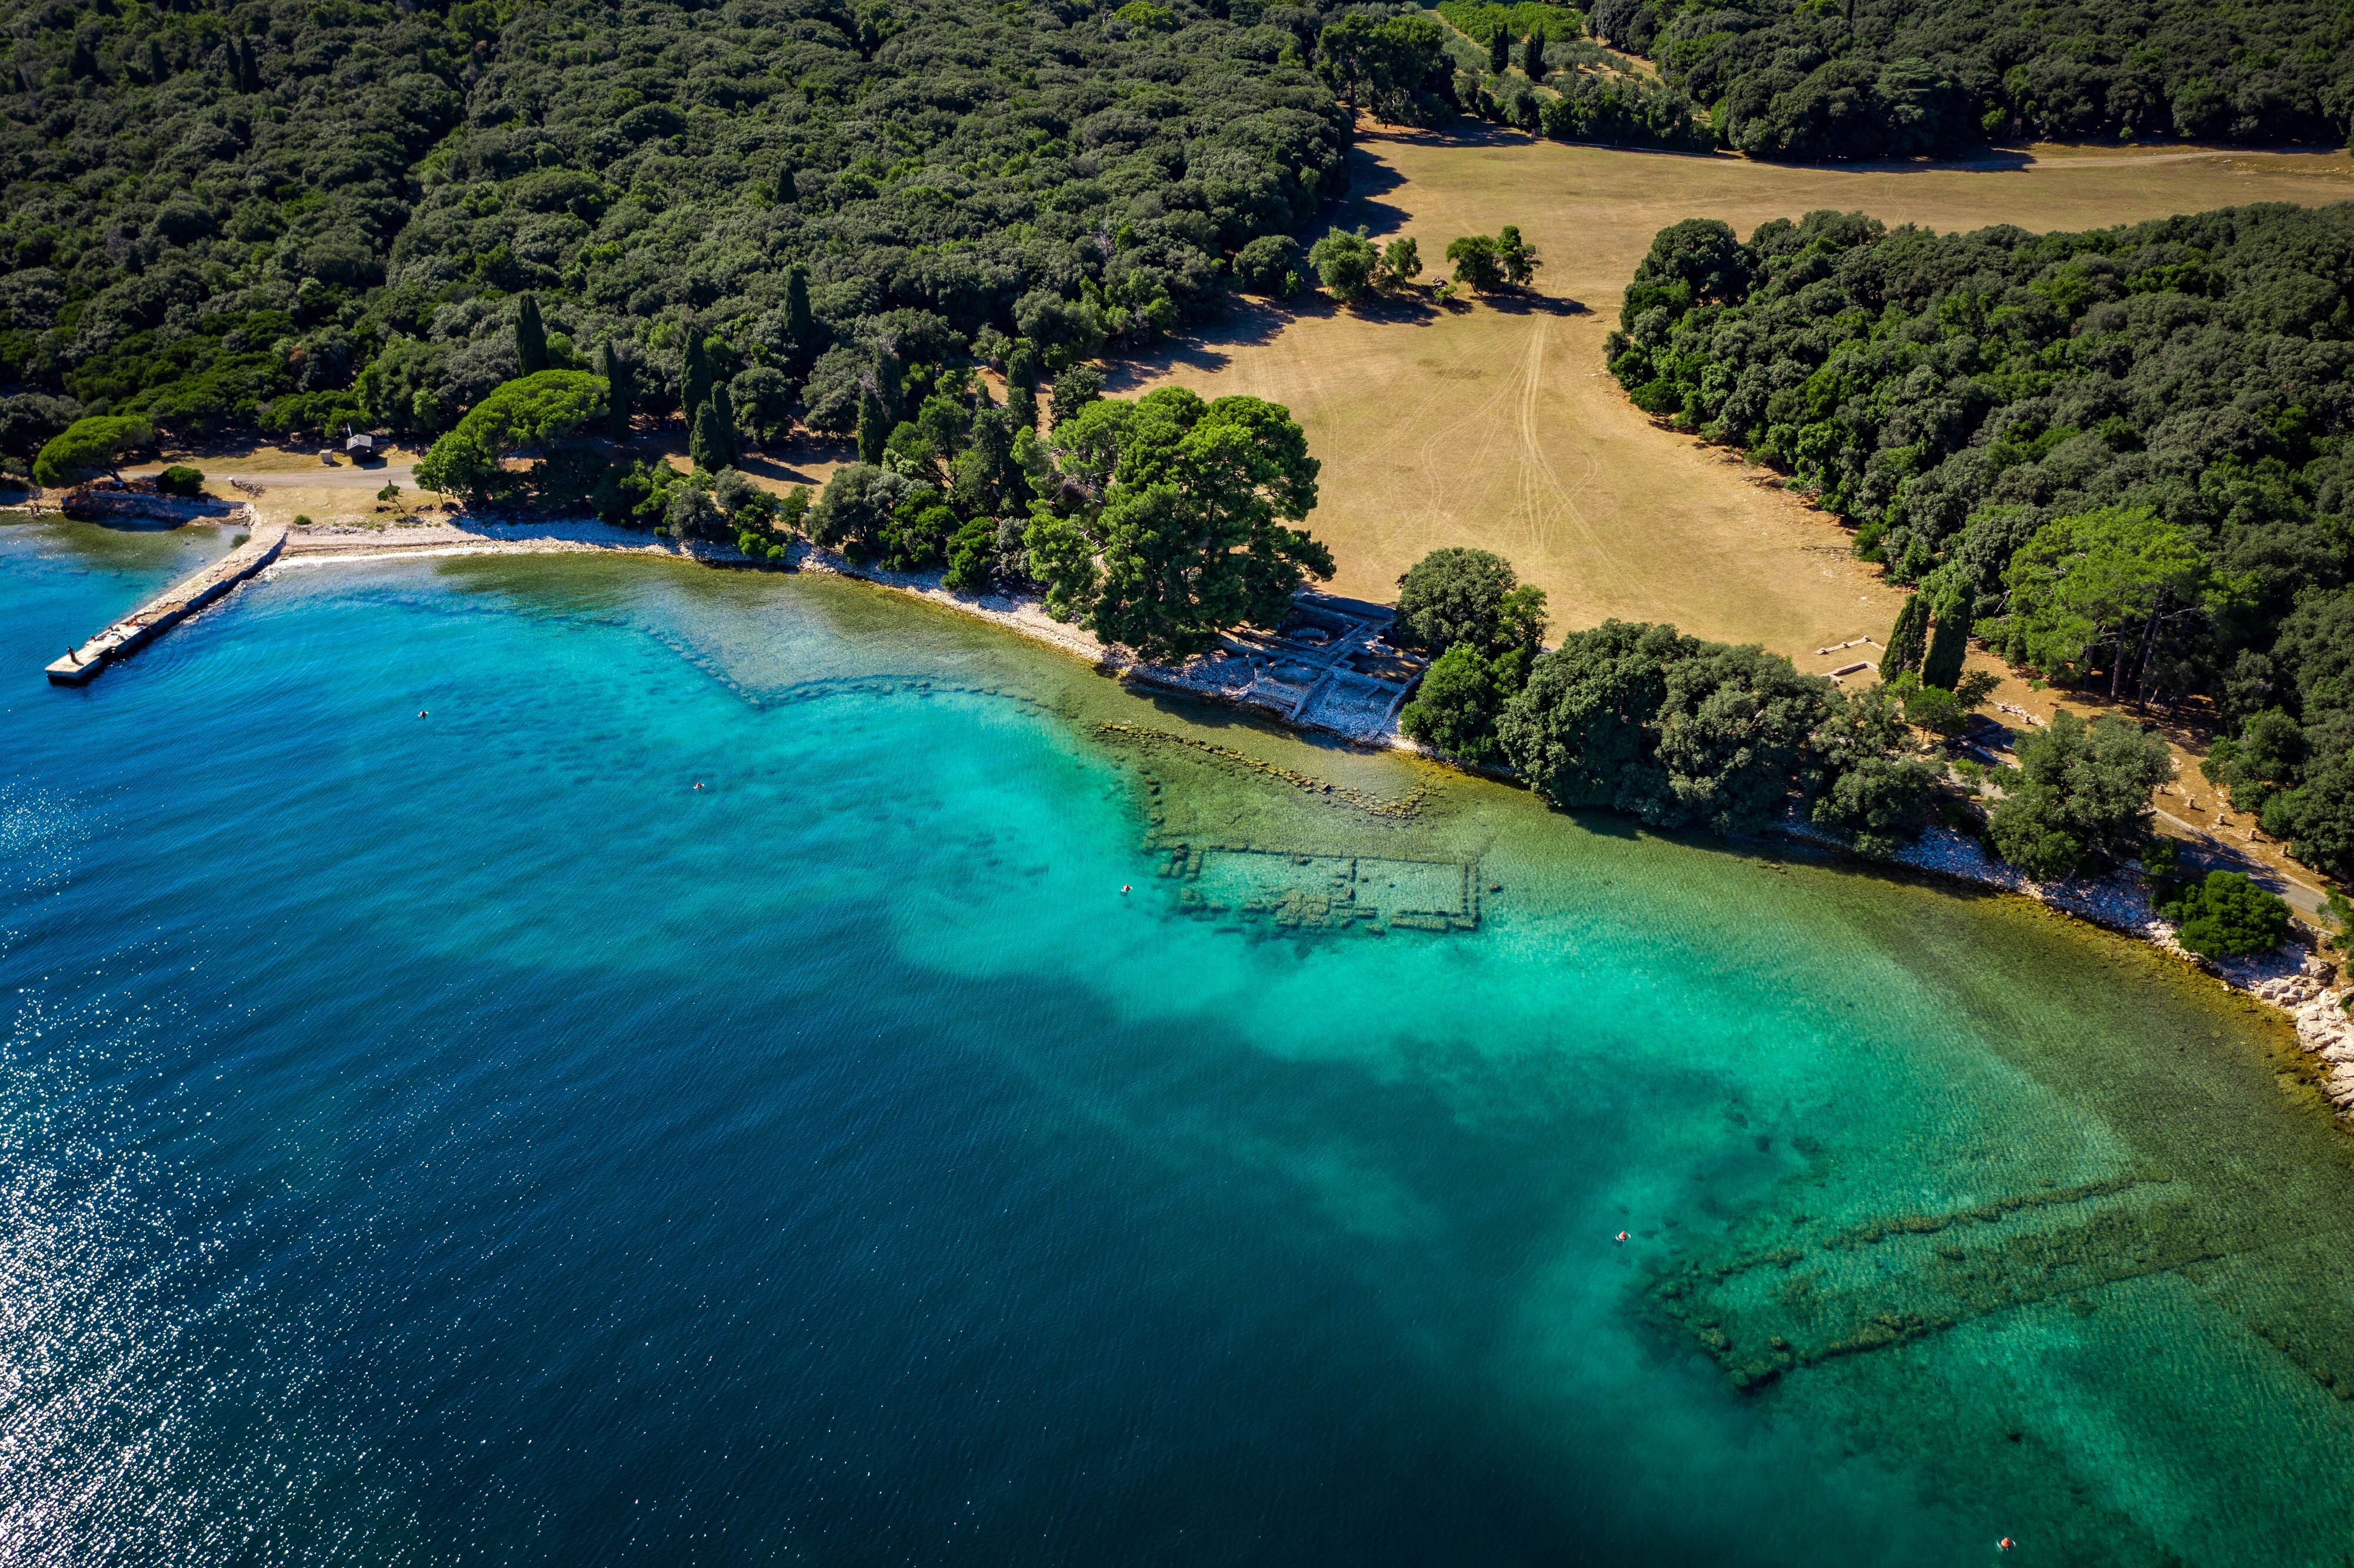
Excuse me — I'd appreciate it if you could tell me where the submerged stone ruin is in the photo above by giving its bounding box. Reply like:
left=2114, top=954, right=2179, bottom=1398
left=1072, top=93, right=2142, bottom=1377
left=1158, top=844, right=1481, bottom=935
left=1648, top=1171, right=2354, bottom=1407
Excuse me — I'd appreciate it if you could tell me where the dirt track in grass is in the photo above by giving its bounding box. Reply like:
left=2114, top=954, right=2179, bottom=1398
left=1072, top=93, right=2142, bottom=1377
left=1121, top=127, right=2354, bottom=675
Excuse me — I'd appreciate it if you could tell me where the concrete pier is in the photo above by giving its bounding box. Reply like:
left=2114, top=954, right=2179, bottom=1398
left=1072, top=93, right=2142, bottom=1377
left=45, top=525, right=288, bottom=686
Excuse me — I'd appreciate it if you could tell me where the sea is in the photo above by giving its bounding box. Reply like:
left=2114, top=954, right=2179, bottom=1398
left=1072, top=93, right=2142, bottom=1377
left=8, top=515, right=2354, bottom=1566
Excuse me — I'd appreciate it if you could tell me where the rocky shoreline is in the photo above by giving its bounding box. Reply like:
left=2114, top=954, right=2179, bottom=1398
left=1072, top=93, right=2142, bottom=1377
left=1856, top=823, right=2354, bottom=1121
left=259, top=514, right=2354, bottom=1126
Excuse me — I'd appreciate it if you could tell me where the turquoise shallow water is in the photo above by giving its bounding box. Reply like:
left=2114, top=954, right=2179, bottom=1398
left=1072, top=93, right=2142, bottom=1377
left=8, top=518, right=2354, bottom=1565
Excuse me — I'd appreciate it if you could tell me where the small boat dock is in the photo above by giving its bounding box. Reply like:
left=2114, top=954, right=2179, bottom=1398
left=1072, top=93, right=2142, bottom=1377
left=45, top=525, right=288, bottom=686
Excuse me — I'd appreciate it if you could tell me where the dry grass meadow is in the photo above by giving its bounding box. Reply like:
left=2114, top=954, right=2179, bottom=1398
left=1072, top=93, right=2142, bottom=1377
left=1124, top=129, right=2354, bottom=675
left=131, top=132, right=2354, bottom=678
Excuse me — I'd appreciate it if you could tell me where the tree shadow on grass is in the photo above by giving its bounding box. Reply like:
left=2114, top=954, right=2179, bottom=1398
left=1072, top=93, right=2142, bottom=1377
left=1105, top=299, right=1298, bottom=390
left=1334, top=289, right=1445, bottom=327
left=1481, top=291, right=1589, bottom=317
left=1334, top=148, right=1412, bottom=241
left=1823, top=145, right=2036, bottom=176
left=739, top=435, right=852, bottom=488
left=1357, top=118, right=1537, bottom=152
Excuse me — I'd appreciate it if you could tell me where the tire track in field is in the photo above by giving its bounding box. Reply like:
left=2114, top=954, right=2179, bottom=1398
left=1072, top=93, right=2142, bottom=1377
left=1510, top=308, right=1634, bottom=605
left=1402, top=319, right=1523, bottom=557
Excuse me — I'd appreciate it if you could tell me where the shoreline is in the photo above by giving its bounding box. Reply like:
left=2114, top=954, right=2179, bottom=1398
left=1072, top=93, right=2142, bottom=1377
left=261, top=514, right=2354, bottom=1123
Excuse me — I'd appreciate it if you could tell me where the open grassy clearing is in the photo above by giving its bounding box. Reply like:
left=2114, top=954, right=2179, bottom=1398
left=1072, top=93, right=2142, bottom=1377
left=1123, top=127, right=2354, bottom=678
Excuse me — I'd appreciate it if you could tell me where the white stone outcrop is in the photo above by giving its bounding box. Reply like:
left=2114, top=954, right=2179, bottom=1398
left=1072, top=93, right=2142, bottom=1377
left=1865, top=824, right=2354, bottom=1121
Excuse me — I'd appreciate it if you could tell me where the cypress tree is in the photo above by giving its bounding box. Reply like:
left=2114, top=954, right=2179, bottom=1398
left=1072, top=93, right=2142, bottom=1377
left=680, top=329, right=712, bottom=427
left=1488, top=26, right=1509, bottom=75
left=146, top=37, right=168, bottom=84
left=240, top=36, right=260, bottom=92
left=600, top=342, right=633, bottom=441
left=709, top=383, right=739, bottom=466
left=1880, top=593, right=1929, bottom=680
left=776, top=163, right=799, bottom=204
left=516, top=293, right=549, bottom=375
left=1921, top=588, right=1972, bottom=689
left=856, top=390, right=887, bottom=465
left=784, top=264, right=812, bottom=347
left=1520, top=31, right=1545, bottom=78
left=1005, top=341, right=1040, bottom=431
left=690, top=401, right=731, bottom=474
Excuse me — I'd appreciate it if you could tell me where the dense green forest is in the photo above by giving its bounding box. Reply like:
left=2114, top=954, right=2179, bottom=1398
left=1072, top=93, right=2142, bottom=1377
left=1607, top=201, right=2354, bottom=875
left=0, top=0, right=1359, bottom=464
left=1591, top=0, right=2354, bottom=161
left=9, top=0, right=2345, bottom=477
left=1389, top=545, right=2192, bottom=880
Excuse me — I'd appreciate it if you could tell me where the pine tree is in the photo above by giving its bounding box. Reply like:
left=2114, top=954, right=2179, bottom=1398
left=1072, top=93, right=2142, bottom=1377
left=516, top=294, right=549, bottom=375
left=1488, top=26, right=1509, bottom=74
left=1880, top=593, right=1929, bottom=680
left=600, top=342, right=633, bottom=441
left=1921, top=587, right=1972, bottom=689
left=856, top=390, right=887, bottom=464
left=784, top=264, right=812, bottom=347
left=1520, top=31, right=1545, bottom=79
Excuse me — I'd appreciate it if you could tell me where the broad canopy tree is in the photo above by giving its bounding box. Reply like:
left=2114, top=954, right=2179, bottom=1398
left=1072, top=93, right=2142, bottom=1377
left=1316, top=12, right=1457, bottom=127
left=1307, top=229, right=1383, bottom=304
left=33, top=414, right=153, bottom=488
left=1489, top=617, right=1935, bottom=847
left=1994, top=507, right=2209, bottom=700
left=1985, top=710, right=2175, bottom=881
left=1395, top=546, right=1549, bottom=760
left=1024, top=388, right=1332, bottom=663
left=1446, top=229, right=1540, bottom=292
left=415, top=371, right=607, bottom=504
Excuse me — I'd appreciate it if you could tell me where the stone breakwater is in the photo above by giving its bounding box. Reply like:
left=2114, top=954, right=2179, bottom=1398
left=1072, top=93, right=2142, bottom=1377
left=1876, top=823, right=2354, bottom=1123
left=45, top=521, right=282, bottom=685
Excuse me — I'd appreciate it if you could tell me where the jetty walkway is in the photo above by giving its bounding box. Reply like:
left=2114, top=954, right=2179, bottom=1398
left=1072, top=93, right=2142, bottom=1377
left=45, top=524, right=288, bottom=686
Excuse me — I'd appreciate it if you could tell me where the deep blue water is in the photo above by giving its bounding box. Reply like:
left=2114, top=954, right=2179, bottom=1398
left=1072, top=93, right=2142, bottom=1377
left=8, top=518, right=2354, bottom=1566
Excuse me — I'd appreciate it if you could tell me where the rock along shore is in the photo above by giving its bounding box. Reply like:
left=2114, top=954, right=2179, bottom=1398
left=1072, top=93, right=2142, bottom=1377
left=1822, top=821, right=2354, bottom=1121
left=264, top=515, right=2354, bottom=1126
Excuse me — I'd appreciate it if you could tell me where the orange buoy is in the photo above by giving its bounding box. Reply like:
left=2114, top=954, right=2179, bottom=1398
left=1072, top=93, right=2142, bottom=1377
left=1999, top=1539, right=2013, bottom=1552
